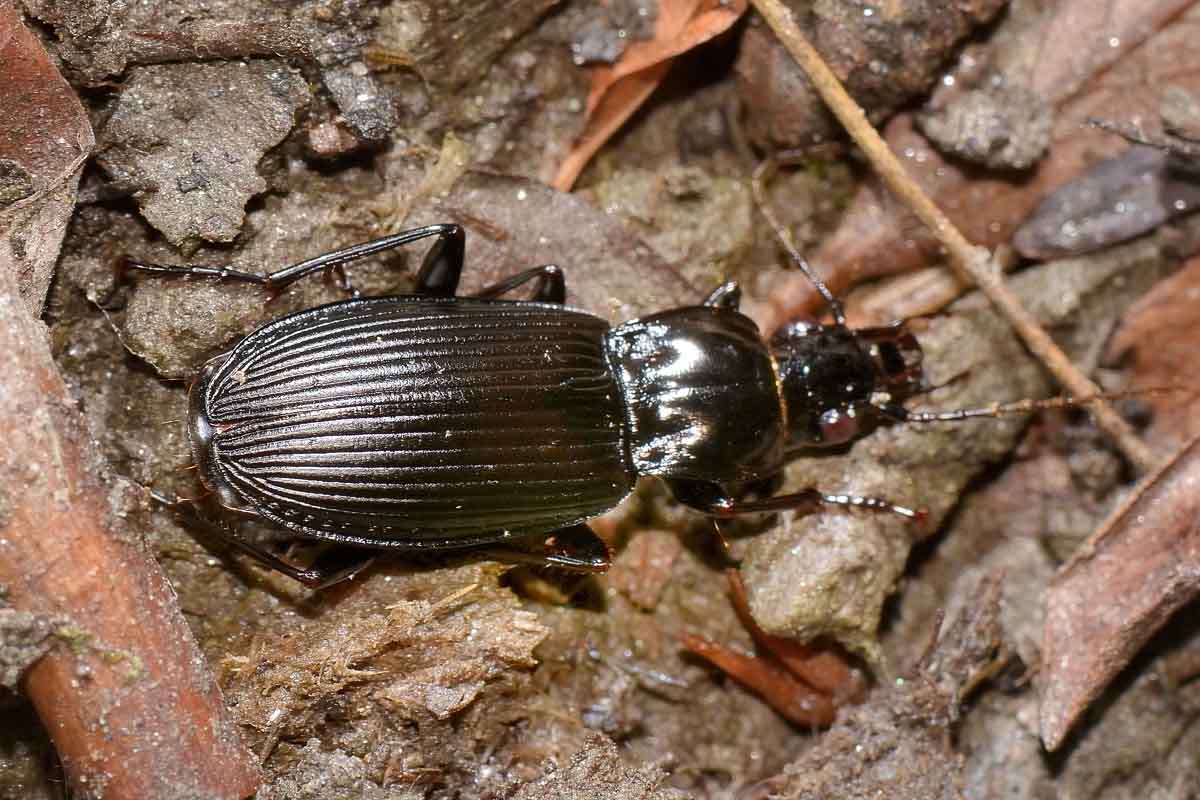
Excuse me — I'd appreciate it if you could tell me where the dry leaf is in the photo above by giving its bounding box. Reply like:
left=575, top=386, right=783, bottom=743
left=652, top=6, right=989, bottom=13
left=682, top=632, right=836, bottom=726
left=681, top=570, right=860, bottom=727
left=723, top=569, right=858, bottom=696
left=1040, top=436, right=1200, bottom=750
left=0, top=0, right=94, bottom=314
left=765, top=577, right=1004, bottom=799
left=551, top=0, right=748, bottom=192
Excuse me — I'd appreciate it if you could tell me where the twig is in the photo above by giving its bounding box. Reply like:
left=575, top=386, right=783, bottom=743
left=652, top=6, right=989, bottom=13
left=0, top=260, right=259, bottom=797
left=124, top=21, right=315, bottom=65
left=747, top=0, right=1156, bottom=474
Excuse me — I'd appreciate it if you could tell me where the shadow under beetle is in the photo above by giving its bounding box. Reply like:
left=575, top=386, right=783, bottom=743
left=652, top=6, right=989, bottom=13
left=117, top=223, right=945, bottom=588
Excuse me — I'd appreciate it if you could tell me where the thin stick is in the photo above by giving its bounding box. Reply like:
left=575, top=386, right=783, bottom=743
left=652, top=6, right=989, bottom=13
left=124, top=21, right=315, bottom=65
left=747, top=0, right=1156, bottom=474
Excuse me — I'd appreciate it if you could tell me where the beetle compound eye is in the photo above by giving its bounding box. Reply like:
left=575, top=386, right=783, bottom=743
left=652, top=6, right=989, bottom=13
left=818, top=408, right=861, bottom=445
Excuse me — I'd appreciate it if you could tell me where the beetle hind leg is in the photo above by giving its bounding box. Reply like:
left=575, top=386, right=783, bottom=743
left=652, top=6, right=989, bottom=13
left=153, top=491, right=375, bottom=589
left=224, top=531, right=376, bottom=589
left=293, top=548, right=378, bottom=589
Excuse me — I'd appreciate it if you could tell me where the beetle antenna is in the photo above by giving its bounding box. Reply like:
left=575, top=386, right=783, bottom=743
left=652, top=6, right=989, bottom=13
left=751, top=156, right=847, bottom=326
left=880, top=387, right=1184, bottom=424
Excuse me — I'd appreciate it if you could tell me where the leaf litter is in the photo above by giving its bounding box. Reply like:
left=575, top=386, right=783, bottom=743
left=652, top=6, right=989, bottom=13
left=552, top=0, right=748, bottom=192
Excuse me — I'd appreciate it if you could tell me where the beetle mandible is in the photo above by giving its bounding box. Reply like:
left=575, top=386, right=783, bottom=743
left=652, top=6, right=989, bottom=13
left=117, top=223, right=953, bottom=587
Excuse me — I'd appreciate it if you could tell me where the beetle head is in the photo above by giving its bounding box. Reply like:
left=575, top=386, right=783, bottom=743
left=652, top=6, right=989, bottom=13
left=770, top=320, right=924, bottom=448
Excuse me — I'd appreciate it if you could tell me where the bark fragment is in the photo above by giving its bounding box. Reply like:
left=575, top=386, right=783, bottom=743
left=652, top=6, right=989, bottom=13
left=0, top=227, right=258, bottom=799
left=1040, top=435, right=1200, bottom=750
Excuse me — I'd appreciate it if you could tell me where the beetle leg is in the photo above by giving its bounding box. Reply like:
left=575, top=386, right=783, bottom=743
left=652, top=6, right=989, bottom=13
left=218, top=527, right=374, bottom=589
left=482, top=523, right=610, bottom=572
left=472, top=265, right=566, bottom=304
left=411, top=224, right=466, bottom=296
left=667, top=478, right=819, bottom=516
left=99, top=255, right=280, bottom=309
left=154, top=491, right=374, bottom=588
left=665, top=478, right=921, bottom=521
left=111, top=224, right=466, bottom=297
left=293, top=548, right=378, bottom=589
left=266, top=223, right=465, bottom=293
left=702, top=281, right=741, bottom=310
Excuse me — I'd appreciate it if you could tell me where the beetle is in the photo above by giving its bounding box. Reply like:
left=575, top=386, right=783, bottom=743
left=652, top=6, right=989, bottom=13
left=115, top=223, right=953, bottom=587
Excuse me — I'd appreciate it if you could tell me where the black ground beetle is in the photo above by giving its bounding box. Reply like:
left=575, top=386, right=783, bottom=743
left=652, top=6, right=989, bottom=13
left=116, top=223, right=953, bottom=587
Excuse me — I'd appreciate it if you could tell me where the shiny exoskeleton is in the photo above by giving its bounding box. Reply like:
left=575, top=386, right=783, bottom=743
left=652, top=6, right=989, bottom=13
left=121, top=224, right=926, bottom=586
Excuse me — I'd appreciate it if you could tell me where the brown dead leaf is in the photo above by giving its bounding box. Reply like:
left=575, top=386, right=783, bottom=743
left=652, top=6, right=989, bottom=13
left=551, top=0, right=748, bottom=192
left=1040, top=435, right=1200, bottom=750
left=1108, top=254, right=1200, bottom=450
left=766, top=0, right=1200, bottom=322
left=0, top=0, right=94, bottom=314
left=767, top=576, right=1004, bottom=799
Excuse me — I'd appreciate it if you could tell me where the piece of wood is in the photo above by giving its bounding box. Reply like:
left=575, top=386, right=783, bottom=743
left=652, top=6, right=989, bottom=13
left=0, top=253, right=259, bottom=798
left=1040, top=436, right=1200, bottom=750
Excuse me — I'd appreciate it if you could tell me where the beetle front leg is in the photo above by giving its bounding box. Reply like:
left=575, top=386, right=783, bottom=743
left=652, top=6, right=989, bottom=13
left=665, top=478, right=921, bottom=520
